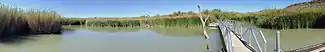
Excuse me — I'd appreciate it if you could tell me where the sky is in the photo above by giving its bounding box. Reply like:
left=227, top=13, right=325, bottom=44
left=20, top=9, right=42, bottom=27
left=1, top=0, right=311, bottom=18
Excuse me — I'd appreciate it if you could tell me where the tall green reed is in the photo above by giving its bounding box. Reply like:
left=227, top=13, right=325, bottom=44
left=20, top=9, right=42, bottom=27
left=0, top=4, right=61, bottom=36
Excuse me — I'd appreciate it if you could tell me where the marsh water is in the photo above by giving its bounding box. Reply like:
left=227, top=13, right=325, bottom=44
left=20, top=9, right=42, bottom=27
left=0, top=25, right=325, bottom=52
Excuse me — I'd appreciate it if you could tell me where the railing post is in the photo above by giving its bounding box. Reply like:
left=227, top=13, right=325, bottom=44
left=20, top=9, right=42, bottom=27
left=249, top=28, right=252, bottom=46
left=275, top=31, right=281, bottom=52
left=239, top=26, right=241, bottom=35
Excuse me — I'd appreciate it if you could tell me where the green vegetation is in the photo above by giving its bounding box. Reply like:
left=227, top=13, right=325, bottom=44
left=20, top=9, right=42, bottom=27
left=0, top=4, right=61, bottom=37
left=256, top=12, right=324, bottom=29
left=61, top=17, right=144, bottom=26
left=142, top=9, right=220, bottom=28
left=86, top=20, right=141, bottom=27
left=246, top=0, right=325, bottom=29
left=61, top=18, right=86, bottom=25
left=146, top=0, right=325, bottom=29
left=148, top=17, right=202, bottom=28
left=60, top=0, right=325, bottom=29
left=24, top=10, right=61, bottom=34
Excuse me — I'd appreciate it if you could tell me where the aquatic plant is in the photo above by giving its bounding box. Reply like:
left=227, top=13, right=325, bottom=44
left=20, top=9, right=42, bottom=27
left=86, top=20, right=141, bottom=27
left=61, top=18, right=86, bottom=25
left=148, top=17, right=203, bottom=28
left=0, top=4, right=61, bottom=36
left=24, top=10, right=61, bottom=34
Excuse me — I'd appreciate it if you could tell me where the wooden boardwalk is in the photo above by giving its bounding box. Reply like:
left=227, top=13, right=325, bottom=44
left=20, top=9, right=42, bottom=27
left=211, top=20, right=267, bottom=52
left=228, top=31, right=251, bottom=52
left=211, top=20, right=325, bottom=52
left=217, top=23, right=253, bottom=52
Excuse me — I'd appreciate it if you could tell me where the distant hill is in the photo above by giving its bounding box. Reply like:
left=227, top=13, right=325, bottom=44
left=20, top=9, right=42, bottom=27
left=252, top=0, right=325, bottom=16
left=284, top=0, right=325, bottom=11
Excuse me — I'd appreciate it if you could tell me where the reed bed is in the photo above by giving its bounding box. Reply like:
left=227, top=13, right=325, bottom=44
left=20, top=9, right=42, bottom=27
left=24, top=10, right=61, bottom=34
left=0, top=4, right=61, bottom=36
left=256, top=12, right=324, bottom=29
left=61, top=18, right=86, bottom=25
left=86, top=20, right=141, bottom=27
left=148, top=17, right=203, bottom=28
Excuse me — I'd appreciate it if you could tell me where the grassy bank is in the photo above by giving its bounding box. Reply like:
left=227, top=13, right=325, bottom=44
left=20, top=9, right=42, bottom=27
left=62, top=8, right=325, bottom=29
left=255, top=12, right=325, bottom=29
left=61, top=18, right=86, bottom=25
left=0, top=4, right=61, bottom=37
left=86, top=20, right=141, bottom=27
left=234, top=8, right=325, bottom=29
left=82, top=17, right=211, bottom=28
left=148, top=17, right=203, bottom=28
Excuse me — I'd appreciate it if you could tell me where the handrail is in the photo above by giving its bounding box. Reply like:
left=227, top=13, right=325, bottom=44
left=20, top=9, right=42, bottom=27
left=216, top=20, right=267, bottom=52
left=219, top=24, right=257, bottom=52
left=222, top=20, right=267, bottom=43
left=219, top=21, right=233, bottom=52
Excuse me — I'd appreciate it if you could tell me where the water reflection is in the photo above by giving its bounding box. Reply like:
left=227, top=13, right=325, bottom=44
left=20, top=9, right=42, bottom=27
left=59, top=27, right=207, bottom=52
left=2, top=26, right=325, bottom=52
left=0, top=35, right=62, bottom=52
left=0, top=35, right=35, bottom=44
left=64, top=26, right=141, bottom=32
left=0, top=33, right=62, bottom=45
left=64, top=25, right=215, bottom=37
left=0, top=26, right=210, bottom=52
left=87, top=28, right=141, bottom=32
left=150, top=28, right=204, bottom=37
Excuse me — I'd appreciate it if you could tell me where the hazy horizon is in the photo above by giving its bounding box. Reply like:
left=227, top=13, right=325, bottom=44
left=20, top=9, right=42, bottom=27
left=1, top=0, right=311, bottom=18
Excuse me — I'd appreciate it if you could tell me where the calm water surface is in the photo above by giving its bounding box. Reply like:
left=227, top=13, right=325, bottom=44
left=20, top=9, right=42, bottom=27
left=1, top=25, right=325, bottom=52
left=263, top=29, right=325, bottom=51
left=0, top=26, right=216, bottom=52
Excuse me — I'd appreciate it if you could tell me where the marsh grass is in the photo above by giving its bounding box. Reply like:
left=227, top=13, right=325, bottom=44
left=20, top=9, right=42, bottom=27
left=25, top=10, right=61, bottom=34
left=86, top=20, right=141, bottom=27
left=148, top=17, right=207, bottom=28
left=0, top=4, right=61, bottom=36
left=61, top=18, right=86, bottom=25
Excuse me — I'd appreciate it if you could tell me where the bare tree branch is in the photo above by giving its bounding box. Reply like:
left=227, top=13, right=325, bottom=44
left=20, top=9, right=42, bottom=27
left=204, top=14, right=211, bottom=23
left=197, top=5, right=205, bottom=23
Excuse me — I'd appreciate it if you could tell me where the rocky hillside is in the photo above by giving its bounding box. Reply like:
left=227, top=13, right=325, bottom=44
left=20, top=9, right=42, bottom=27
left=285, top=0, right=325, bottom=11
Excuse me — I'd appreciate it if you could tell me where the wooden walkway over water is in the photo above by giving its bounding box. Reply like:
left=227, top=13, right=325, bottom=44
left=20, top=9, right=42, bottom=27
left=218, top=24, right=252, bottom=52
left=210, top=20, right=325, bottom=52
left=209, top=20, right=267, bottom=52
